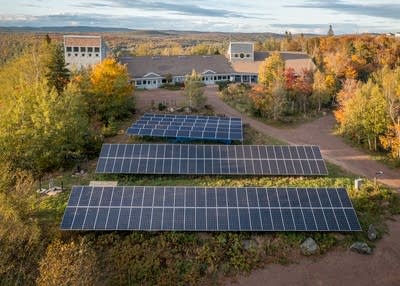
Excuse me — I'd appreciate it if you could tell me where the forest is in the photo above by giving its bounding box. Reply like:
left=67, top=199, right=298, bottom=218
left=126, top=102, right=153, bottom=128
left=0, top=31, right=399, bottom=285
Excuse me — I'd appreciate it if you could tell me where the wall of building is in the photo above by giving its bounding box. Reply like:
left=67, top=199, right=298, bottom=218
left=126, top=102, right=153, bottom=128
left=64, top=36, right=106, bottom=69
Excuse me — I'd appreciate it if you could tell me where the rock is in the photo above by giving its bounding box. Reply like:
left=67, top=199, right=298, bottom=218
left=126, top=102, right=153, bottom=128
left=243, top=239, right=254, bottom=250
left=367, top=225, right=378, bottom=241
left=350, top=242, right=372, bottom=255
left=300, top=237, right=319, bottom=255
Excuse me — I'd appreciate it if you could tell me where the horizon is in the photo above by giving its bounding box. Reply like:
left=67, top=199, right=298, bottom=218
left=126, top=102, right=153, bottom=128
left=0, top=0, right=399, bottom=34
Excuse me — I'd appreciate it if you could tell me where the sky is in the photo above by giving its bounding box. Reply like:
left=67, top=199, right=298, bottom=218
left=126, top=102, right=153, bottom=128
left=0, top=0, right=399, bottom=34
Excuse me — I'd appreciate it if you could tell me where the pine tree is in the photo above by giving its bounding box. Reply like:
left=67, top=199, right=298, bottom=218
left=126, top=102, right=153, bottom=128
left=328, top=25, right=334, bottom=36
left=46, top=43, right=70, bottom=94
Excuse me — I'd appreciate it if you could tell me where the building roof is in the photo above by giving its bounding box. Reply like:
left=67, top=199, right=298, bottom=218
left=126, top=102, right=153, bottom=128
left=229, top=42, right=254, bottom=54
left=121, top=55, right=235, bottom=78
left=64, top=35, right=102, bottom=47
left=231, top=51, right=315, bottom=74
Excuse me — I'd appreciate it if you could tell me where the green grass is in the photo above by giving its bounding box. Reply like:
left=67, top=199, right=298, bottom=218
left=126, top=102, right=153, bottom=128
left=34, top=123, right=400, bottom=285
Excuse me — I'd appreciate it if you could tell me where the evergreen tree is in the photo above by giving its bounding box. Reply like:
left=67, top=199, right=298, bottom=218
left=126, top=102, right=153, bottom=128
left=46, top=43, right=69, bottom=94
left=328, top=25, right=334, bottom=36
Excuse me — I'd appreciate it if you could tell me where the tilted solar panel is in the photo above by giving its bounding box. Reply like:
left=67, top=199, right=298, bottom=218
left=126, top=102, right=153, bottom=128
left=60, top=186, right=361, bottom=232
left=127, top=113, right=243, bottom=142
left=95, top=144, right=328, bottom=176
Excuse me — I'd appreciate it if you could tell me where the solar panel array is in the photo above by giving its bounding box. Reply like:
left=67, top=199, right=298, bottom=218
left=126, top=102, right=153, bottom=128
left=127, top=113, right=243, bottom=142
left=61, top=186, right=361, bottom=232
left=96, top=144, right=328, bottom=176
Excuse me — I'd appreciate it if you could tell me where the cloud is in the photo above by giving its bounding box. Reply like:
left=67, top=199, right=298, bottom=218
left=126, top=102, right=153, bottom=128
left=0, top=13, right=260, bottom=32
left=76, top=0, right=254, bottom=18
left=285, top=0, right=400, bottom=21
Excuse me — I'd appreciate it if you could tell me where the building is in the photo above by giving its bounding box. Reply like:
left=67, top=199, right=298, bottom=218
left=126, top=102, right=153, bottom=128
left=120, top=42, right=315, bottom=89
left=64, top=35, right=108, bottom=69
left=122, top=55, right=235, bottom=89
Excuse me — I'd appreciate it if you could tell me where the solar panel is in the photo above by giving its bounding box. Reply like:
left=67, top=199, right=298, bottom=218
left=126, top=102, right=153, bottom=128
left=95, top=144, right=328, bottom=176
left=127, top=113, right=243, bottom=142
left=60, top=186, right=361, bottom=232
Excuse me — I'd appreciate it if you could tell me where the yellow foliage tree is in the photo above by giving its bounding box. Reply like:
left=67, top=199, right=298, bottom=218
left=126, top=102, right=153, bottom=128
left=89, top=58, right=134, bottom=122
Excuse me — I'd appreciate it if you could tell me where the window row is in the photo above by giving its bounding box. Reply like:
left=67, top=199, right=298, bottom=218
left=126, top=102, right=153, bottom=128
left=67, top=53, right=100, bottom=57
left=66, top=46, right=100, bottom=53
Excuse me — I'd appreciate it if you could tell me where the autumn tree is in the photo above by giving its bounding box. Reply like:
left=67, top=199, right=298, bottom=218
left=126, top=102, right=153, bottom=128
left=258, top=52, right=285, bottom=91
left=183, top=70, right=205, bottom=110
left=311, top=70, right=331, bottom=111
left=89, top=58, right=134, bottom=123
left=0, top=43, right=90, bottom=175
left=378, top=66, right=400, bottom=158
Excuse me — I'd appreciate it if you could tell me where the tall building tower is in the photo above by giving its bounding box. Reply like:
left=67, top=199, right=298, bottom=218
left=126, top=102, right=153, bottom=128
left=64, top=35, right=108, bottom=69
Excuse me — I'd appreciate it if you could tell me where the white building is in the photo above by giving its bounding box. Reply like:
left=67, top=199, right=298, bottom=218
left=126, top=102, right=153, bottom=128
left=64, top=35, right=108, bottom=69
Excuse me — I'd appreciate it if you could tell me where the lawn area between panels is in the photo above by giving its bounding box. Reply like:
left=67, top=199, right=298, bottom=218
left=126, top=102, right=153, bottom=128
left=32, top=125, right=400, bottom=286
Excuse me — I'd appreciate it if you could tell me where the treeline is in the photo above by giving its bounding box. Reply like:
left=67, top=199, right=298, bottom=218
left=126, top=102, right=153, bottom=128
left=222, top=34, right=400, bottom=162
left=0, top=40, right=134, bottom=177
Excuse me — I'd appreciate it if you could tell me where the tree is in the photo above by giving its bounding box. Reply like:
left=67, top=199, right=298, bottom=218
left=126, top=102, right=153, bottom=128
left=327, top=25, right=334, bottom=36
left=46, top=43, right=70, bottom=94
left=0, top=42, right=90, bottom=175
left=311, top=70, right=331, bottom=111
left=258, top=52, right=285, bottom=91
left=183, top=70, right=205, bottom=110
left=89, top=58, right=134, bottom=123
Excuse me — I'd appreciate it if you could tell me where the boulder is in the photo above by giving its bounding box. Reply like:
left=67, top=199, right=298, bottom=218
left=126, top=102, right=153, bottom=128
left=300, top=237, right=319, bottom=255
left=350, top=242, right=372, bottom=255
left=367, top=225, right=377, bottom=241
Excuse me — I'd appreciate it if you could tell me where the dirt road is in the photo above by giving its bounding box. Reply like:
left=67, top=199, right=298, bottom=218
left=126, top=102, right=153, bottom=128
left=203, top=86, right=400, bottom=189
left=225, top=217, right=400, bottom=286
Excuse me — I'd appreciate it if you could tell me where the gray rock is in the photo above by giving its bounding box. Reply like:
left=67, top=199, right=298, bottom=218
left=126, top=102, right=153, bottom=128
left=350, top=242, right=372, bottom=255
left=367, top=225, right=378, bottom=241
left=300, top=237, right=319, bottom=255
left=243, top=239, right=254, bottom=250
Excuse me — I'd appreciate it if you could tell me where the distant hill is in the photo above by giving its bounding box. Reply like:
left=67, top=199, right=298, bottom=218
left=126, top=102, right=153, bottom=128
left=0, top=26, right=317, bottom=37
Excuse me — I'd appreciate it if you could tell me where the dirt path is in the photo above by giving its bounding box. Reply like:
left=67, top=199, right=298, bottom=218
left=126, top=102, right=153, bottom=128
left=203, top=86, right=400, bottom=190
left=225, top=217, right=400, bottom=286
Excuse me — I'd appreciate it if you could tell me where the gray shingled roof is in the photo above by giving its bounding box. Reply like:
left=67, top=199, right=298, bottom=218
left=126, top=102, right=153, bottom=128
left=230, top=42, right=253, bottom=54
left=120, top=55, right=235, bottom=78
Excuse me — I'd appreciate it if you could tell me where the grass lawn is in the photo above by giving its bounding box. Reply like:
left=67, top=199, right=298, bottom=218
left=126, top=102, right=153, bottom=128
left=34, top=124, right=400, bottom=285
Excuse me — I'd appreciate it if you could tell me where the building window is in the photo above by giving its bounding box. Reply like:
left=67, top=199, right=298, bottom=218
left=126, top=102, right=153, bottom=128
left=81, top=54, right=85, bottom=57
left=143, top=80, right=147, bottom=85
left=88, top=47, right=93, bottom=52
left=67, top=53, right=71, bottom=57
left=73, top=47, right=79, bottom=52
left=95, top=54, right=99, bottom=57
left=66, top=47, right=72, bottom=52
left=94, top=47, right=100, bottom=52
left=74, top=53, right=78, bottom=57
left=234, top=53, right=238, bottom=58
left=246, top=54, right=250, bottom=58
left=80, top=47, right=86, bottom=52
left=137, top=80, right=142, bottom=85
left=240, top=53, right=245, bottom=58
left=88, top=54, right=92, bottom=57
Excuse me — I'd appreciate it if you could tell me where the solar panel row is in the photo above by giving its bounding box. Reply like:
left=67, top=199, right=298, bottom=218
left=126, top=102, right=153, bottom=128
left=61, top=186, right=361, bottom=231
left=96, top=144, right=328, bottom=176
left=127, top=113, right=243, bottom=141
